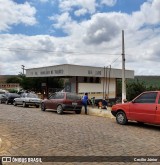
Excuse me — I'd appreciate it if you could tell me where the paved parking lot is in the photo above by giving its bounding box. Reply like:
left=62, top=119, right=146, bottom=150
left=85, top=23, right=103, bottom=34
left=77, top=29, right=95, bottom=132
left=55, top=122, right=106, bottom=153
left=0, top=104, right=160, bottom=165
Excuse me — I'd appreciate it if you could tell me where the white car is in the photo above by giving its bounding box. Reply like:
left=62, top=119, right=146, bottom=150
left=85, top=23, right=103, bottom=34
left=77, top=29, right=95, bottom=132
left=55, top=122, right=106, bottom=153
left=13, top=93, right=42, bottom=108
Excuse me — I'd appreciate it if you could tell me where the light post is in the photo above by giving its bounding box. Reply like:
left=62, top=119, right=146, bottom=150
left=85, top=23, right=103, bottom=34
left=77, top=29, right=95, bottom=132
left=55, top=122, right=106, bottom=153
left=21, top=65, right=25, bottom=75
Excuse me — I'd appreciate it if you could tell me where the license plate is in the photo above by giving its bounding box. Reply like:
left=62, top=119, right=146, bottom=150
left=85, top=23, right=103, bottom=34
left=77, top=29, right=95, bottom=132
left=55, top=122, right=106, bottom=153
left=72, top=102, right=77, bottom=106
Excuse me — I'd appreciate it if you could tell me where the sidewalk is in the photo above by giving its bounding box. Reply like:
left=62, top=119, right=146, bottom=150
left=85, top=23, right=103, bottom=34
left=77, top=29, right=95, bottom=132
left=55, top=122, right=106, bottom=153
left=81, top=106, right=114, bottom=119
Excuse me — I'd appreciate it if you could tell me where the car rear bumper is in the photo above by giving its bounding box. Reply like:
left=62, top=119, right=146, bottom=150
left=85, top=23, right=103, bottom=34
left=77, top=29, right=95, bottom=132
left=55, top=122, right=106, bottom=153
left=62, top=104, right=82, bottom=111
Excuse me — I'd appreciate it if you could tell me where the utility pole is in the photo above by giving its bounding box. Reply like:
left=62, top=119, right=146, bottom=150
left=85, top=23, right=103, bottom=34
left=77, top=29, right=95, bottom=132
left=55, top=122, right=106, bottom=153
left=122, top=30, right=126, bottom=103
left=103, top=67, right=105, bottom=99
left=108, top=65, right=111, bottom=97
left=21, top=65, right=25, bottom=75
left=105, top=66, right=108, bottom=98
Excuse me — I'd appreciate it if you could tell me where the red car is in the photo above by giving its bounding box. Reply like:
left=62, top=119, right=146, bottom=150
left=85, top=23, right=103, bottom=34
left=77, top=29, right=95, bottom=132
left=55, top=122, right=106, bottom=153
left=111, top=91, right=160, bottom=125
left=41, top=92, right=82, bottom=114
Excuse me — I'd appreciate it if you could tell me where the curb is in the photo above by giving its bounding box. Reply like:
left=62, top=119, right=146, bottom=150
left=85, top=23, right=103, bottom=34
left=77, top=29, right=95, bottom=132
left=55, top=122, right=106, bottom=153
left=0, top=138, right=2, bottom=148
left=81, top=107, right=114, bottom=119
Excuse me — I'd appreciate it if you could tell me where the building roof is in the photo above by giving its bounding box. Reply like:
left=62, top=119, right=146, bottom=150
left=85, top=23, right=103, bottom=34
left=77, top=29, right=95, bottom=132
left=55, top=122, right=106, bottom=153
left=26, top=64, right=134, bottom=79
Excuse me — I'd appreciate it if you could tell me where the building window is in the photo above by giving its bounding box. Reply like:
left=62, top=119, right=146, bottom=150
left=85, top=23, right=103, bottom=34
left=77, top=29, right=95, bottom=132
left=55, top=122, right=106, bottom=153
left=96, top=77, right=100, bottom=83
left=90, top=77, right=93, bottom=83
left=84, top=77, right=87, bottom=83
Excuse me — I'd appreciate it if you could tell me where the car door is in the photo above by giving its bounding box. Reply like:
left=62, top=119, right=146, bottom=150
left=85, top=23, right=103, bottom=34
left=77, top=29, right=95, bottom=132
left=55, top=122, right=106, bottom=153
left=53, top=93, right=65, bottom=107
left=155, top=93, right=160, bottom=124
left=17, top=93, right=25, bottom=104
left=129, top=92, right=157, bottom=123
left=44, top=93, right=65, bottom=110
left=45, top=93, right=56, bottom=109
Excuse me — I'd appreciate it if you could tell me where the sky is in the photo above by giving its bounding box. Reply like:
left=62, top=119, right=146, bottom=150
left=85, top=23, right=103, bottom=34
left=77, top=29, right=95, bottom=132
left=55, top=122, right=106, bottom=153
left=0, top=0, right=160, bottom=75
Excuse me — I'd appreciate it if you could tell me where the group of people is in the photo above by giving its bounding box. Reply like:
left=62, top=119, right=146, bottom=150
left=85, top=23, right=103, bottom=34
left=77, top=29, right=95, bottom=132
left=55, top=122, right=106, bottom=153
left=81, top=93, right=108, bottom=115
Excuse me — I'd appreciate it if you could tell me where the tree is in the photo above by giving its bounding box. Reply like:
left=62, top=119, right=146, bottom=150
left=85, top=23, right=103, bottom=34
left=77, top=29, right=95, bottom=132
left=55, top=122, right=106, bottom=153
left=116, top=78, right=160, bottom=101
left=6, top=76, right=22, bottom=84
left=126, top=79, right=146, bottom=101
left=116, top=79, right=122, bottom=97
left=6, top=74, right=64, bottom=93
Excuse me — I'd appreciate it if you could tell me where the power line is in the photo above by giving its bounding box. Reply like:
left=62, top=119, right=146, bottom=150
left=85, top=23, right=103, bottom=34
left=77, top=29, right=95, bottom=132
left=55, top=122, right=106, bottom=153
left=110, top=55, right=121, bottom=66
left=103, top=55, right=121, bottom=69
left=0, top=47, right=121, bottom=56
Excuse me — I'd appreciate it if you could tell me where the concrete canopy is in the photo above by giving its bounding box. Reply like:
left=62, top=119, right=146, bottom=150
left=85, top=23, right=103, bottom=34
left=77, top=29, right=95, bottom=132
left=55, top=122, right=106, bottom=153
left=26, top=64, right=134, bottom=79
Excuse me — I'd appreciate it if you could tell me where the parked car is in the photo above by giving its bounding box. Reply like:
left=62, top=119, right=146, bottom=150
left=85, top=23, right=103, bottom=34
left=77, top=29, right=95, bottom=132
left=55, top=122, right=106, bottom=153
left=41, top=92, right=82, bottom=114
left=13, top=93, right=41, bottom=108
left=111, top=91, right=160, bottom=125
left=0, top=94, right=7, bottom=104
left=4, top=93, right=20, bottom=104
left=0, top=89, right=8, bottom=94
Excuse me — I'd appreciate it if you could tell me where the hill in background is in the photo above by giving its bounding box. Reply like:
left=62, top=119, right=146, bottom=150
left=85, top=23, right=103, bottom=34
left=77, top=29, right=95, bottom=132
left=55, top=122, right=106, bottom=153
left=132, top=76, right=160, bottom=88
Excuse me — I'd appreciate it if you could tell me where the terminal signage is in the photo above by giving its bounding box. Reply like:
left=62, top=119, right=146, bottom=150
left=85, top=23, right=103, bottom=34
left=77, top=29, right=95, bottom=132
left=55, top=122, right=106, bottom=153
left=88, top=70, right=101, bottom=76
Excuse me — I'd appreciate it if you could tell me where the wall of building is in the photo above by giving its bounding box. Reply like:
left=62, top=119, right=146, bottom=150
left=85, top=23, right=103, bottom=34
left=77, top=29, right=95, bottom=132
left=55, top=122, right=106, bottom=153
left=67, top=77, right=116, bottom=99
left=78, top=78, right=116, bottom=99
left=0, top=83, right=20, bottom=91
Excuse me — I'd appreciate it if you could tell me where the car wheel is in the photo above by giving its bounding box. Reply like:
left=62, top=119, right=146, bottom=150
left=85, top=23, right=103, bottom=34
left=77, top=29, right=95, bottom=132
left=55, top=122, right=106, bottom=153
left=13, top=101, right=17, bottom=106
left=23, top=102, right=26, bottom=108
left=75, top=110, right=81, bottom=114
left=57, top=105, right=63, bottom=114
left=41, top=103, right=46, bottom=111
left=116, top=111, right=128, bottom=125
left=36, top=105, right=40, bottom=108
left=0, top=100, right=2, bottom=104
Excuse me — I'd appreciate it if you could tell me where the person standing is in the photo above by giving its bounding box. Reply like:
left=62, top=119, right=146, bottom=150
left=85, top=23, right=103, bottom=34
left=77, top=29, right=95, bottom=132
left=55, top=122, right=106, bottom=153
left=91, top=97, right=95, bottom=108
left=82, top=93, right=89, bottom=114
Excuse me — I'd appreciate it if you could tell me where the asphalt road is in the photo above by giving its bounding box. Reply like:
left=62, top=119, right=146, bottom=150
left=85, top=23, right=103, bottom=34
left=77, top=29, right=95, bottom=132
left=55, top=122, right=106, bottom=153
left=0, top=104, right=160, bottom=165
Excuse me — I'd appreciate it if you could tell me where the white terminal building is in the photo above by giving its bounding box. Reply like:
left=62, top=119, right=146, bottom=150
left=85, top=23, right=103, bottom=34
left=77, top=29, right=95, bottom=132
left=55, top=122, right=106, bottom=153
left=26, top=64, right=134, bottom=99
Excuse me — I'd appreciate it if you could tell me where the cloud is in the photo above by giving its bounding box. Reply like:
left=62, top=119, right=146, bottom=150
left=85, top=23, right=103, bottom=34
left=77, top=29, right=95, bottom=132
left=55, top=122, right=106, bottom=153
left=74, top=8, right=88, bottom=16
left=0, top=33, right=79, bottom=74
left=0, top=0, right=37, bottom=32
left=49, top=0, right=160, bottom=46
left=49, top=12, right=79, bottom=35
left=130, top=0, right=160, bottom=30
left=100, top=0, right=117, bottom=6
left=58, top=0, right=117, bottom=17
left=1, top=0, right=160, bottom=75
left=49, top=12, right=72, bottom=29
left=82, top=13, right=121, bottom=45
left=78, top=0, right=160, bottom=74
left=59, top=0, right=97, bottom=15
left=140, top=0, right=160, bottom=25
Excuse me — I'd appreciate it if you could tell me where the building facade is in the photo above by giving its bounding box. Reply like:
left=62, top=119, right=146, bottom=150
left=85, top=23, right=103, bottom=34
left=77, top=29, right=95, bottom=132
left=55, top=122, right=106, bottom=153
left=26, top=64, right=134, bottom=98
